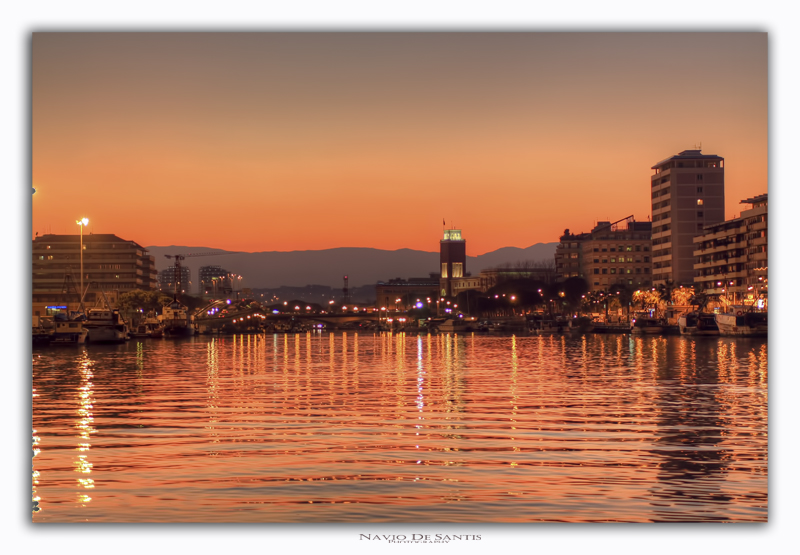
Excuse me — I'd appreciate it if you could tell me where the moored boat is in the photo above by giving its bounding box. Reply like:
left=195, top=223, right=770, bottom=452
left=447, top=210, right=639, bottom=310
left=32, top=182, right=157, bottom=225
left=84, top=307, right=128, bottom=343
left=162, top=299, right=194, bottom=337
left=715, top=308, right=767, bottom=337
left=678, top=311, right=720, bottom=336
left=130, top=312, right=164, bottom=338
left=631, top=316, right=666, bottom=335
left=50, top=314, right=88, bottom=345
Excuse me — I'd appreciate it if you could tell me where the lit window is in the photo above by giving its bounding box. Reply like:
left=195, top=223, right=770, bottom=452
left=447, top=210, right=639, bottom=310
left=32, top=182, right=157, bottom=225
left=697, top=199, right=704, bottom=206
left=452, top=262, right=463, bottom=278
left=441, top=263, right=448, bottom=279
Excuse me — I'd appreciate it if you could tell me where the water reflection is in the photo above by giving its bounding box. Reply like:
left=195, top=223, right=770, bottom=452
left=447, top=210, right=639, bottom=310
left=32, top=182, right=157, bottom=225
left=32, top=333, right=767, bottom=522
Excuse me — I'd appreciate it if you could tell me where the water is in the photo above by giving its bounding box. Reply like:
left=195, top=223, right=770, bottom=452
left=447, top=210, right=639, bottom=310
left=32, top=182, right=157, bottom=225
left=32, top=332, right=768, bottom=522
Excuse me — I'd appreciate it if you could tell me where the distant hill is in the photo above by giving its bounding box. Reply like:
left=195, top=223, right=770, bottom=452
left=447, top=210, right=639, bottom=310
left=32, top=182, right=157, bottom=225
left=146, top=243, right=558, bottom=292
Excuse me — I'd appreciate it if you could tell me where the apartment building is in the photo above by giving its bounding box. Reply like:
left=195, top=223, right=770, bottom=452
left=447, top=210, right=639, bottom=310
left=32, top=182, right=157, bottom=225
left=554, top=230, right=590, bottom=281
left=158, top=266, right=191, bottom=295
left=583, top=219, right=653, bottom=292
left=650, top=149, right=725, bottom=285
left=32, top=233, right=158, bottom=317
left=693, top=194, right=768, bottom=305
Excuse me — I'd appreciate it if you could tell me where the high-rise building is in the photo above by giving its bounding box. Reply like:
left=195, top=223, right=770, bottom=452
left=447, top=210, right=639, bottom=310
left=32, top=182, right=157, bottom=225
left=554, top=217, right=652, bottom=292
left=693, top=194, right=767, bottom=305
left=198, top=265, right=229, bottom=295
left=554, top=229, right=590, bottom=281
left=439, top=229, right=467, bottom=298
left=158, top=266, right=191, bottom=295
left=32, top=233, right=158, bottom=317
left=583, top=219, right=653, bottom=292
left=650, top=149, right=725, bottom=285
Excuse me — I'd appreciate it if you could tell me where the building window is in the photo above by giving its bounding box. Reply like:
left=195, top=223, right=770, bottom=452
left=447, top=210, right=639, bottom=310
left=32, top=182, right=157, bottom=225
left=697, top=199, right=704, bottom=206
left=610, top=257, right=616, bottom=263
left=627, top=257, right=633, bottom=263
left=593, top=269, right=599, bottom=274
left=635, top=245, right=641, bottom=251
left=697, top=186, right=704, bottom=193
left=441, top=263, right=448, bottom=279
left=644, top=256, right=650, bottom=262
left=452, top=263, right=463, bottom=278
left=697, top=211, right=704, bottom=217
left=570, top=253, right=578, bottom=259
left=610, top=247, right=616, bottom=252
left=610, top=268, right=616, bottom=274
left=602, top=269, right=607, bottom=274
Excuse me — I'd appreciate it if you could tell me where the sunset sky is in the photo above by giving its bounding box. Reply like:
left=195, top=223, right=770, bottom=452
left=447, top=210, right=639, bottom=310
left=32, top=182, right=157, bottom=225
left=32, top=32, right=767, bottom=255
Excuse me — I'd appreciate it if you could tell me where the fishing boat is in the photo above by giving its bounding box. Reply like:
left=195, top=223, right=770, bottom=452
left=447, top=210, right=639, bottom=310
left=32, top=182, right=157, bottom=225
left=32, top=316, right=52, bottom=347
left=130, top=312, right=164, bottom=338
left=631, top=316, right=666, bottom=335
left=715, top=307, right=767, bottom=337
left=677, top=312, right=719, bottom=336
left=84, top=307, right=128, bottom=343
left=162, top=298, right=194, bottom=337
left=50, top=313, right=88, bottom=345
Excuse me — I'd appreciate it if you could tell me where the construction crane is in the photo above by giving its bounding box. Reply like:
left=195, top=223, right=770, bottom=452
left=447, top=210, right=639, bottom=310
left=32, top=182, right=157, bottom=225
left=164, top=252, right=239, bottom=301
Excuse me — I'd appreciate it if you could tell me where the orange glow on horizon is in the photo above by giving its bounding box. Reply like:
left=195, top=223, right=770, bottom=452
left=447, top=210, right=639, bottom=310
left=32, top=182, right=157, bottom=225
left=32, top=33, right=767, bottom=255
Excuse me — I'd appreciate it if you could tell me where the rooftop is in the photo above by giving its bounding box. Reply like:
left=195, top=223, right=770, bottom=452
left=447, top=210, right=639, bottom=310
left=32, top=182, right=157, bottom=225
left=741, top=193, right=768, bottom=205
left=651, top=149, right=723, bottom=169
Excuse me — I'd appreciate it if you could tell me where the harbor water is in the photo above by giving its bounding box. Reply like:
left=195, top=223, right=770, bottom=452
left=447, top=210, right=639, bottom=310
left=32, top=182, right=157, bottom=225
left=32, top=332, right=768, bottom=522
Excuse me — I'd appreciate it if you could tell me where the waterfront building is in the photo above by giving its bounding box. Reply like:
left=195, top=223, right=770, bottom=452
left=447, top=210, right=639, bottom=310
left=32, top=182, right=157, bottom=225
left=375, top=276, right=441, bottom=311
left=583, top=219, right=653, bottom=292
left=554, top=230, right=590, bottom=281
left=555, top=218, right=652, bottom=292
left=693, top=194, right=767, bottom=306
left=158, top=266, right=191, bottom=295
left=32, top=233, right=158, bottom=317
left=440, top=228, right=467, bottom=298
left=650, top=149, right=725, bottom=286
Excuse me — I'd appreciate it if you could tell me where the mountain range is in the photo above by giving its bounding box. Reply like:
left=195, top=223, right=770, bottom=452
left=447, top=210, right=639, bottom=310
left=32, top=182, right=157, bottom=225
left=145, top=243, right=558, bottom=291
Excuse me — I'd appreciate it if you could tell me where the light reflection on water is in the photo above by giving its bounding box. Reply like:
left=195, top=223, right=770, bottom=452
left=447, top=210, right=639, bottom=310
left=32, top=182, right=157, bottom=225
left=32, top=332, right=767, bottom=522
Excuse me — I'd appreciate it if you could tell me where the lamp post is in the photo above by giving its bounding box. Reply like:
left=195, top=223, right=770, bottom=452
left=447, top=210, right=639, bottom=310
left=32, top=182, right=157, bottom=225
left=76, top=217, right=89, bottom=306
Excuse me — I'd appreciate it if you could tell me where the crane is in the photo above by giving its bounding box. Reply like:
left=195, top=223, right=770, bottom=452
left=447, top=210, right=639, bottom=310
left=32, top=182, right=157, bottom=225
left=164, top=251, right=239, bottom=301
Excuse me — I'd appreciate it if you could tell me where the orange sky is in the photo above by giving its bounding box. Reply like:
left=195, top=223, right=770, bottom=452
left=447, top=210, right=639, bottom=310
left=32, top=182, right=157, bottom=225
left=32, top=32, right=767, bottom=255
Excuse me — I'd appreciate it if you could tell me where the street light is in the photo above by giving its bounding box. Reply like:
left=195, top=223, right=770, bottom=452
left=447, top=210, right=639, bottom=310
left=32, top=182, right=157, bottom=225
left=76, top=217, right=89, bottom=306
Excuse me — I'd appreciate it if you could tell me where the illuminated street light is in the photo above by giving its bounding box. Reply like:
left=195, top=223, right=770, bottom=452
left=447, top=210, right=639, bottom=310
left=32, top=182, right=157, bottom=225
left=76, top=217, right=89, bottom=306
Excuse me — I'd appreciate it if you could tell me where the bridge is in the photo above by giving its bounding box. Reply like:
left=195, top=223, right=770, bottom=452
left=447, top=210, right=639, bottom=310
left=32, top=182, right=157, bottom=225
left=194, top=306, right=382, bottom=331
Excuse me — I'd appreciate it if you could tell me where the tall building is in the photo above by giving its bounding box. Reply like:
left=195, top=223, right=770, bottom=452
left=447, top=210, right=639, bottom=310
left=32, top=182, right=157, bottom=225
left=554, top=217, right=652, bottom=292
left=693, top=194, right=768, bottom=305
left=583, top=219, right=652, bottom=292
left=158, top=266, right=191, bottom=295
left=650, top=149, right=725, bottom=285
left=554, top=229, right=590, bottom=281
left=439, top=228, right=467, bottom=298
left=32, top=233, right=158, bottom=317
left=199, top=265, right=229, bottom=295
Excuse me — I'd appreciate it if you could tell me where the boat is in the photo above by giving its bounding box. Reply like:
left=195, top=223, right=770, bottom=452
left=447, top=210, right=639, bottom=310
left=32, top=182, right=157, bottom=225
left=631, top=316, right=666, bottom=335
left=530, top=319, right=566, bottom=335
left=32, top=316, right=52, bottom=347
left=50, top=313, right=88, bottom=345
left=677, top=311, right=719, bottom=336
left=130, top=312, right=164, bottom=338
left=715, top=307, right=767, bottom=337
left=84, top=307, right=128, bottom=343
left=437, top=319, right=469, bottom=333
left=161, top=298, right=195, bottom=337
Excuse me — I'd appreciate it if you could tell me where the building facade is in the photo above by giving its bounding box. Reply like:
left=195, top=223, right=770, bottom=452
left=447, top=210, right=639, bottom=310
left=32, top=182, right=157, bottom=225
left=158, top=266, right=191, bottom=295
left=440, top=229, right=467, bottom=298
left=375, top=277, right=441, bottom=311
left=199, top=265, right=230, bottom=295
left=554, top=230, right=590, bottom=281
left=583, top=219, right=653, bottom=292
left=693, top=194, right=767, bottom=305
left=32, top=233, right=158, bottom=317
left=650, top=149, right=725, bottom=285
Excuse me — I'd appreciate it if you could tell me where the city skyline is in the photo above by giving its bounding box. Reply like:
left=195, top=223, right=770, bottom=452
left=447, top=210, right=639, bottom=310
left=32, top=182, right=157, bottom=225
left=32, top=32, right=767, bottom=255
